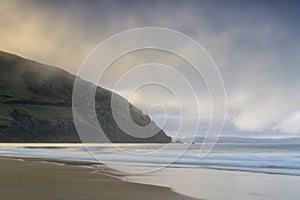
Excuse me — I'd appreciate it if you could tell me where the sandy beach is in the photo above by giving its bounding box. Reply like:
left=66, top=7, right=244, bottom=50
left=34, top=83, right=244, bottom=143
left=0, top=158, right=196, bottom=200
left=1, top=144, right=300, bottom=200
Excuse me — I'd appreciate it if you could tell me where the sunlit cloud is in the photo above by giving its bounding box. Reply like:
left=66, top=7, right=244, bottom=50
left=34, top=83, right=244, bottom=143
left=274, top=112, right=300, bottom=134
left=1, top=0, right=299, bottom=136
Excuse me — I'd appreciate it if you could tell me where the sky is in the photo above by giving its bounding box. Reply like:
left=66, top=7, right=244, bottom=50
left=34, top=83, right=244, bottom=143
left=1, top=0, right=300, bottom=138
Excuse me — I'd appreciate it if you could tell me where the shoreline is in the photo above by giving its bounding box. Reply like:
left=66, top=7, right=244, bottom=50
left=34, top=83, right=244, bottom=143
left=1, top=144, right=300, bottom=199
left=0, top=156, right=198, bottom=200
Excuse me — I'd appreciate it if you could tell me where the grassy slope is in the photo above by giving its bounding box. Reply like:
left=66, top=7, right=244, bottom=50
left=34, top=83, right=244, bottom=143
left=0, top=51, right=171, bottom=143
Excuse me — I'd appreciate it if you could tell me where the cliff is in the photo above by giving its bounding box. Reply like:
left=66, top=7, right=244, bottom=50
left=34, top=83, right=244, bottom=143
left=0, top=51, right=171, bottom=143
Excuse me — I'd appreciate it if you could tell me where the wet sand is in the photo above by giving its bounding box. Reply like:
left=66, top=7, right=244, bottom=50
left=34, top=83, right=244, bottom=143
left=0, top=158, right=196, bottom=200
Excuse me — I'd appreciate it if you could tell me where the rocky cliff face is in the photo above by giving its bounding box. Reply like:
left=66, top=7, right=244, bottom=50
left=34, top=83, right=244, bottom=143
left=0, top=51, right=171, bottom=143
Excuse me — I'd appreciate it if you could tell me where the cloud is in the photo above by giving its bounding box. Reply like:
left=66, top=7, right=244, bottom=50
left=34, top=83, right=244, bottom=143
left=1, top=0, right=300, bottom=136
left=274, top=112, right=300, bottom=134
left=229, top=93, right=298, bottom=132
left=0, top=0, right=105, bottom=72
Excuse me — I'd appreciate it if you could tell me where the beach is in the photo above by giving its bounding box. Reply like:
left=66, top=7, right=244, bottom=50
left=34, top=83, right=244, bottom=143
left=0, top=143, right=299, bottom=200
left=0, top=158, right=196, bottom=200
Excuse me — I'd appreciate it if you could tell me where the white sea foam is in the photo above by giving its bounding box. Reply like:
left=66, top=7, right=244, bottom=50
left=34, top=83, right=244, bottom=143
left=1, top=143, right=300, bottom=199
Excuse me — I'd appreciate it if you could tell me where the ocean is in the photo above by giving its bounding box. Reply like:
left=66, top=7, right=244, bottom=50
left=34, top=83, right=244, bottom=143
left=1, top=143, right=300, bottom=199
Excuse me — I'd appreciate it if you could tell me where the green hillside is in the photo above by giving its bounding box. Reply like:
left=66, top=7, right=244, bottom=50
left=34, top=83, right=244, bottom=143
left=0, top=51, right=171, bottom=143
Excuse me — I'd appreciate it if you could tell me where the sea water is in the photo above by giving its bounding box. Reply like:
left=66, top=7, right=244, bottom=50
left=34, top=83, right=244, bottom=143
left=0, top=143, right=300, bottom=199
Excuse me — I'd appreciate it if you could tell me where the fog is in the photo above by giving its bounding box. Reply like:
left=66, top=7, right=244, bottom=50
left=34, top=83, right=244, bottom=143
left=1, top=0, right=299, bottom=137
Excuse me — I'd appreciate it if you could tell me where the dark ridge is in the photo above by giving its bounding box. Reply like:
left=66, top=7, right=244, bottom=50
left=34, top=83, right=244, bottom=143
left=0, top=50, right=171, bottom=143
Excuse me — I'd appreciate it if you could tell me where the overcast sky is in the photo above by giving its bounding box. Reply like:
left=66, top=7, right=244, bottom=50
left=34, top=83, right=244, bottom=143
left=1, top=0, right=300, bottom=138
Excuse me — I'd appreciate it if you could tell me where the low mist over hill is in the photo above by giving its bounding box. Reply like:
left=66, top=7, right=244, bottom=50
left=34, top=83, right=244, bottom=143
left=0, top=51, right=171, bottom=143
